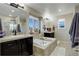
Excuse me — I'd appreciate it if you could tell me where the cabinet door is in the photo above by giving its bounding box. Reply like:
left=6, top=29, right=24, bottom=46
left=44, top=32, right=54, bottom=38
left=17, top=40, right=22, bottom=55
left=20, top=38, right=29, bottom=56
left=21, top=37, right=33, bottom=55
left=0, top=44, right=1, bottom=56
left=26, top=37, right=33, bottom=55
left=1, top=40, right=19, bottom=56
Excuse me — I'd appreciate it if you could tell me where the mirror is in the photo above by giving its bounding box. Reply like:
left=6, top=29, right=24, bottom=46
left=0, top=3, right=28, bottom=36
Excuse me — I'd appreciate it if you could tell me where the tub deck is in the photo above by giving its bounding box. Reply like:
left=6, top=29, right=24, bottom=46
left=33, top=37, right=57, bottom=56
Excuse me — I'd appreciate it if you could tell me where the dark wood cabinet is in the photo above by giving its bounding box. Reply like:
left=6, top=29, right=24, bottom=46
left=1, top=40, right=19, bottom=56
left=44, top=32, right=54, bottom=38
left=0, top=37, right=33, bottom=56
left=26, top=37, right=33, bottom=55
left=20, top=39, right=28, bottom=55
left=20, top=37, right=33, bottom=56
left=0, top=44, right=1, bottom=56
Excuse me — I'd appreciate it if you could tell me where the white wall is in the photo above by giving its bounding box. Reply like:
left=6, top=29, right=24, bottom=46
left=75, top=5, right=79, bottom=13
left=53, top=5, right=79, bottom=43
left=54, top=13, right=74, bottom=43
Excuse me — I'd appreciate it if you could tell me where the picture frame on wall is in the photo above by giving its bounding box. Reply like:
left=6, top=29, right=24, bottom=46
left=58, top=18, right=65, bottom=29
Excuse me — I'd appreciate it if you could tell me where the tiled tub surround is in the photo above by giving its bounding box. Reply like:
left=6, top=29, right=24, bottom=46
left=33, top=37, right=57, bottom=56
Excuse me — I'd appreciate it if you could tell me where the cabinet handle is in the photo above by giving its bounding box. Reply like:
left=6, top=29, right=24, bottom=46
left=7, top=44, right=13, bottom=46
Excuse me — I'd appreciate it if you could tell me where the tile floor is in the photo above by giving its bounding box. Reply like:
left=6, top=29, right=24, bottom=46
left=50, top=46, right=65, bottom=56
left=50, top=40, right=79, bottom=56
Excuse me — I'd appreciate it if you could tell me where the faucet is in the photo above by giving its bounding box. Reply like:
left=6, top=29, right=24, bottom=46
left=12, top=30, right=17, bottom=35
left=14, top=30, right=17, bottom=35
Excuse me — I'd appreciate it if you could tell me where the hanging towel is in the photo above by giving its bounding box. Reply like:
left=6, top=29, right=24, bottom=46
left=69, top=13, right=79, bottom=48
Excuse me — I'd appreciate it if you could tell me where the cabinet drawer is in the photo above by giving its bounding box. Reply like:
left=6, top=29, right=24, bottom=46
left=1, top=40, right=17, bottom=48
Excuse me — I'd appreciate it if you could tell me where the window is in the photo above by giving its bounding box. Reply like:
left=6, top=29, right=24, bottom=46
left=28, top=16, right=40, bottom=34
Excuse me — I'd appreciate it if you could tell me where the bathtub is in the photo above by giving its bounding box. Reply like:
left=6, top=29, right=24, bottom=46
left=33, top=37, right=57, bottom=56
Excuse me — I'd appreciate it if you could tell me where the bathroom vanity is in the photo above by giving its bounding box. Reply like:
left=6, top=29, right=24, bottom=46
left=44, top=32, right=54, bottom=38
left=0, top=35, right=33, bottom=56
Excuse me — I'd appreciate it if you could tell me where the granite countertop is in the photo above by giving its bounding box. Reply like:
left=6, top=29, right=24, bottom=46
left=44, top=31, right=54, bottom=33
left=0, top=34, right=33, bottom=43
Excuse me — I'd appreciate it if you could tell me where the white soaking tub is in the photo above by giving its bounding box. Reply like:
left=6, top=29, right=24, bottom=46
left=33, top=37, right=57, bottom=56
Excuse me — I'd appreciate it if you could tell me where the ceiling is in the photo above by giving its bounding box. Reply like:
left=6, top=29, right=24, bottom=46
left=26, top=3, right=79, bottom=17
left=0, top=3, right=27, bottom=20
left=0, top=3, right=79, bottom=20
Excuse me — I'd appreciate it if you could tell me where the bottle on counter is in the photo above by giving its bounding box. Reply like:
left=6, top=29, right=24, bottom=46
left=0, top=30, right=5, bottom=38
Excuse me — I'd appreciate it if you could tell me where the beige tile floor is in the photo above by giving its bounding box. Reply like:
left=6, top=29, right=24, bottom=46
left=50, top=40, right=79, bottom=56
left=50, top=46, right=66, bottom=56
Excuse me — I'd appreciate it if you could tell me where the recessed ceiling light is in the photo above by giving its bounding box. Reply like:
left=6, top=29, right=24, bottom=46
left=11, top=10, right=15, bottom=12
left=58, top=9, right=62, bottom=12
left=9, top=14, right=12, bottom=16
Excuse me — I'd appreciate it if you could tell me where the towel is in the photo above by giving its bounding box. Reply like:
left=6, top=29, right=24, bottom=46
left=69, top=13, right=79, bottom=48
